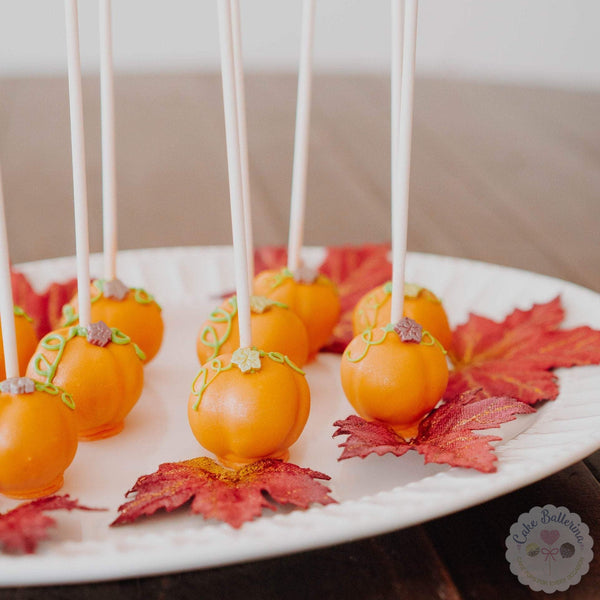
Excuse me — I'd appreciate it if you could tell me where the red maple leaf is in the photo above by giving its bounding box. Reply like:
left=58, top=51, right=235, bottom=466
left=112, top=457, right=336, bottom=529
left=319, top=244, right=392, bottom=352
left=447, top=297, right=600, bottom=404
left=253, top=246, right=288, bottom=274
left=11, top=269, right=77, bottom=338
left=333, top=390, right=535, bottom=472
left=0, top=495, right=102, bottom=554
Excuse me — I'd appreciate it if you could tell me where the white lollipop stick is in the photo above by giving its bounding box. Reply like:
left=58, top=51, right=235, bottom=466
left=390, top=0, right=418, bottom=325
left=0, top=162, right=19, bottom=379
left=64, top=0, right=91, bottom=329
left=391, top=0, right=404, bottom=226
left=287, top=0, right=316, bottom=274
left=218, top=0, right=252, bottom=348
left=99, top=0, right=118, bottom=282
left=230, top=0, right=254, bottom=284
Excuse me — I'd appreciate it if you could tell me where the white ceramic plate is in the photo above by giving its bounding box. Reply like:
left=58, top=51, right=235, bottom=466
left=2, top=246, right=600, bottom=587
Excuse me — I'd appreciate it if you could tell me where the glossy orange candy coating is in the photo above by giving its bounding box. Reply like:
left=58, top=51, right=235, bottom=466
left=196, top=297, right=309, bottom=367
left=340, top=326, right=448, bottom=438
left=0, top=385, right=78, bottom=499
left=188, top=351, right=310, bottom=468
left=0, top=310, right=38, bottom=379
left=253, top=269, right=341, bottom=359
left=27, top=327, right=144, bottom=441
left=62, top=283, right=164, bottom=363
left=352, top=282, right=452, bottom=349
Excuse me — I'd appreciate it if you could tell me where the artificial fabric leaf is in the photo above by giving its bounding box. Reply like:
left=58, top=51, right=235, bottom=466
left=253, top=245, right=288, bottom=275
left=319, top=244, right=392, bottom=352
left=447, top=297, right=600, bottom=404
left=333, top=390, right=535, bottom=473
left=0, top=495, right=100, bottom=554
left=112, top=457, right=336, bottom=529
left=11, top=269, right=77, bottom=338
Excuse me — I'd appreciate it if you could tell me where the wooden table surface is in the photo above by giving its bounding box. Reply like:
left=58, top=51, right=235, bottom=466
left=1, top=74, right=599, bottom=598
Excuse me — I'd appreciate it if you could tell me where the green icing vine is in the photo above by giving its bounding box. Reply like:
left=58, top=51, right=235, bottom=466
left=345, top=326, right=393, bottom=363
left=61, top=304, right=78, bottom=326
left=190, top=348, right=305, bottom=410
left=94, top=279, right=160, bottom=308
left=32, top=327, right=80, bottom=384
left=270, top=268, right=294, bottom=290
left=199, top=296, right=291, bottom=361
left=110, top=327, right=146, bottom=361
left=261, top=350, right=305, bottom=375
left=13, top=306, right=34, bottom=323
left=355, top=284, right=392, bottom=330
left=190, top=358, right=233, bottom=410
left=31, top=324, right=144, bottom=385
left=133, top=288, right=158, bottom=306
left=34, top=381, right=75, bottom=410
left=418, top=330, right=447, bottom=354
left=90, top=281, right=103, bottom=303
left=199, top=298, right=237, bottom=361
left=345, top=324, right=445, bottom=363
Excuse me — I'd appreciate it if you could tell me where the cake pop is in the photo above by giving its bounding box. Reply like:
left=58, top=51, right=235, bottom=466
left=352, top=281, right=452, bottom=348
left=341, top=317, right=448, bottom=438
left=197, top=295, right=309, bottom=367
left=188, top=0, right=310, bottom=468
left=25, top=0, right=145, bottom=442
left=0, top=159, right=77, bottom=499
left=188, top=348, right=310, bottom=468
left=61, top=280, right=164, bottom=363
left=342, top=0, right=444, bottom=438
left=0, top=377, right=78, bottom=499
left=253, top=266, right=340, bottom=358
left=27, top=323, right=144, bottom=440
left=0, top=307, right=38, bottom=380
left=71, top=0, right=163, bottom=364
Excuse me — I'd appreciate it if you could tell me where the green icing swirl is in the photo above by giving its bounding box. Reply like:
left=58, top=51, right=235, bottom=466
left=345, top=324, right=446, bottom=363
left=270, top=267, right=294, bottom=290
left=13, top=305, right=34, bottom=323
left=355, top=284, right=392, bottom=330
left=199, top=296, right=290, bottom=361
left=199, top=298, right=237, bottom=361
left=31, top=324, right=144, bottom=386
left=61, top=304, right=78, bottom=326
left=110, top=327, right=146, bottom=361
left=191, top=348, right=305, bottom=410
left=34, top=381, right=75, bottom=410
left=190, top=358, right=233, bottom=410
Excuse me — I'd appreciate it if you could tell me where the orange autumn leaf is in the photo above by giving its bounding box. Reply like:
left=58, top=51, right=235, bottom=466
left=0, top=495, right=102, bottom=554
left=447, top=297, right=600, bottom=404
left=112, top=457, right=336, bottom=529
left=333, top=390, right=535, bottom=472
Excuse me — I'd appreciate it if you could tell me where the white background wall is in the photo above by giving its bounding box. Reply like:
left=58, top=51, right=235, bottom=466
left=1, top=0, right=599, bottom=89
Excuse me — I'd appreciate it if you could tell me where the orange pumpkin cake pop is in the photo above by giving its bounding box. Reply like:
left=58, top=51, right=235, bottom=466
left=352, top=281, right=452, bottom=349
left=341, top=317, right=448, bottom=439
left=61, top=278, right=163, bottom=363
left=0, top=376, right=78, bottom=499
left=253, top=266, right=340, bottom=359
left=26, top=321, right=144, bottom=441
left=196, top=295, right=309, bottom=367
left=188, top=347, right=310, bottom=469
left=0, top=306, right=38, bottom=379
